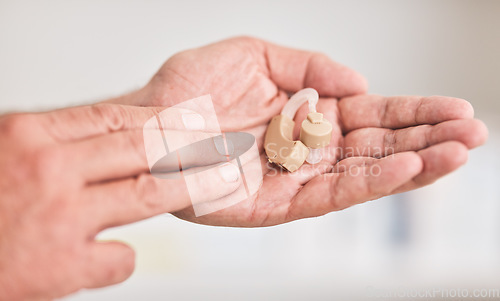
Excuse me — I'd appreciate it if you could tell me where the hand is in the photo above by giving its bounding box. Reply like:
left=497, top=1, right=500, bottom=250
left=0, top=105, right=241, bottom=300
left=109, top=36, right=488, bottom=227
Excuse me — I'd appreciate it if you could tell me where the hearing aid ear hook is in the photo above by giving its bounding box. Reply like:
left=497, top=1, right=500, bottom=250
left=264, top=88, right=332, bottom=172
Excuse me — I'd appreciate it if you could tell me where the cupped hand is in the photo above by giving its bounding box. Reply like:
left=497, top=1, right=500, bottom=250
left=110, top=36, right=488, bottom=227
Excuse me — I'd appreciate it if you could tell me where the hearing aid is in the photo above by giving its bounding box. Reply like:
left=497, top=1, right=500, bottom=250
left=264, top=88, right=332, bottom=172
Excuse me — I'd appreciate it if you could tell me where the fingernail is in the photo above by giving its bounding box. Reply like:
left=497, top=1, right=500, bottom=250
left=218, top=163, right=239, bottom=182
left=213, top=135, right=234, bottom=156
left=182, top=113, right=205, bottom=131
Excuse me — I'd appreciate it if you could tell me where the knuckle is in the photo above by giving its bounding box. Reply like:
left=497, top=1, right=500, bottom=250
left=383, top=130, right=397, bottom=153
left=308, top=52, right=331, bottom=69
left=91, top=103, right=128, bottom=131
left=305, top=52, right=331, bottom=84
left=0, top=113, right=37, bottom=137
left=134, top=174, right=165, bottom=213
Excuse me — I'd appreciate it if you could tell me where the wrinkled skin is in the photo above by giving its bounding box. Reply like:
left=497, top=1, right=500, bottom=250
left=0, top=36, right=489, bottom=300
left=0, top=100, right=253, bottom=300
left=111, top=36, right=488, bottom=227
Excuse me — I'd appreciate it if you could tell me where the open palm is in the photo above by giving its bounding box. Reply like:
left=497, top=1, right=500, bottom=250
left=113, top=37, right=487, bottom=227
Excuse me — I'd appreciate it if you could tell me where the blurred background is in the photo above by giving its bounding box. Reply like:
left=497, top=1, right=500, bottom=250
left=0, top=0, right=499, bottom=299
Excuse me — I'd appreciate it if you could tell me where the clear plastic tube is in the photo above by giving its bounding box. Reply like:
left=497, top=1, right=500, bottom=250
left=306, top=148, right=321, bottom=164
left=281, top=88, right=325, bottom=165
left=281, top=88, right=319, bottom=120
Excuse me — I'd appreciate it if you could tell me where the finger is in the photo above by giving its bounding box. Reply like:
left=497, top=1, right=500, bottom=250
left=187, top=154, right=264, bottom=218
left=36, top=104, right=160, bottom=141
left=68, top=127, right=255, bottom=183
left=286, top=152, right=423, bottom=220
left=67, top=128, right=228, bottom=182
left=260, top=38, right=368, bottom=97
left=392, top=141, right=469, bottom=194
left=83, top=162, right=242, bottom=230
left=343, top=119, right=488, bottom=158
left=330, top=142, right=470, bottom=196
left=35, top=103, right=208, bottom=141
left=83, top=241, right=135, bottom=289
left=339, top=95, right=474, bottom=132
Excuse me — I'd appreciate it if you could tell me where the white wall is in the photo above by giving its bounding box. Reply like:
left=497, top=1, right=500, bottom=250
left=0, top=0, right=499, bottom=300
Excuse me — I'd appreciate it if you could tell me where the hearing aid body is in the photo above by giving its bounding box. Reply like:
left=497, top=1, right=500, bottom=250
left=264, top=88, right=332, bottom=172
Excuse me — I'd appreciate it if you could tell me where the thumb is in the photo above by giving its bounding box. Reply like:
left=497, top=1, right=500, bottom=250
left=84, top=241, right=136, bottom=289
left=261, top=38, right=368, bottom=97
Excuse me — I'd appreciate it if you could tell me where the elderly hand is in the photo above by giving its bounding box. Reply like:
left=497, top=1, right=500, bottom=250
left=109, top=36, right=488, bottom=226
left=0, top=104, right=241, bottom=300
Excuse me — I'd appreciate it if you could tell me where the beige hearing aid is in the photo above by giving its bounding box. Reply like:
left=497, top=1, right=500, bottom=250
left=264, top=88, right=332, bottom=172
